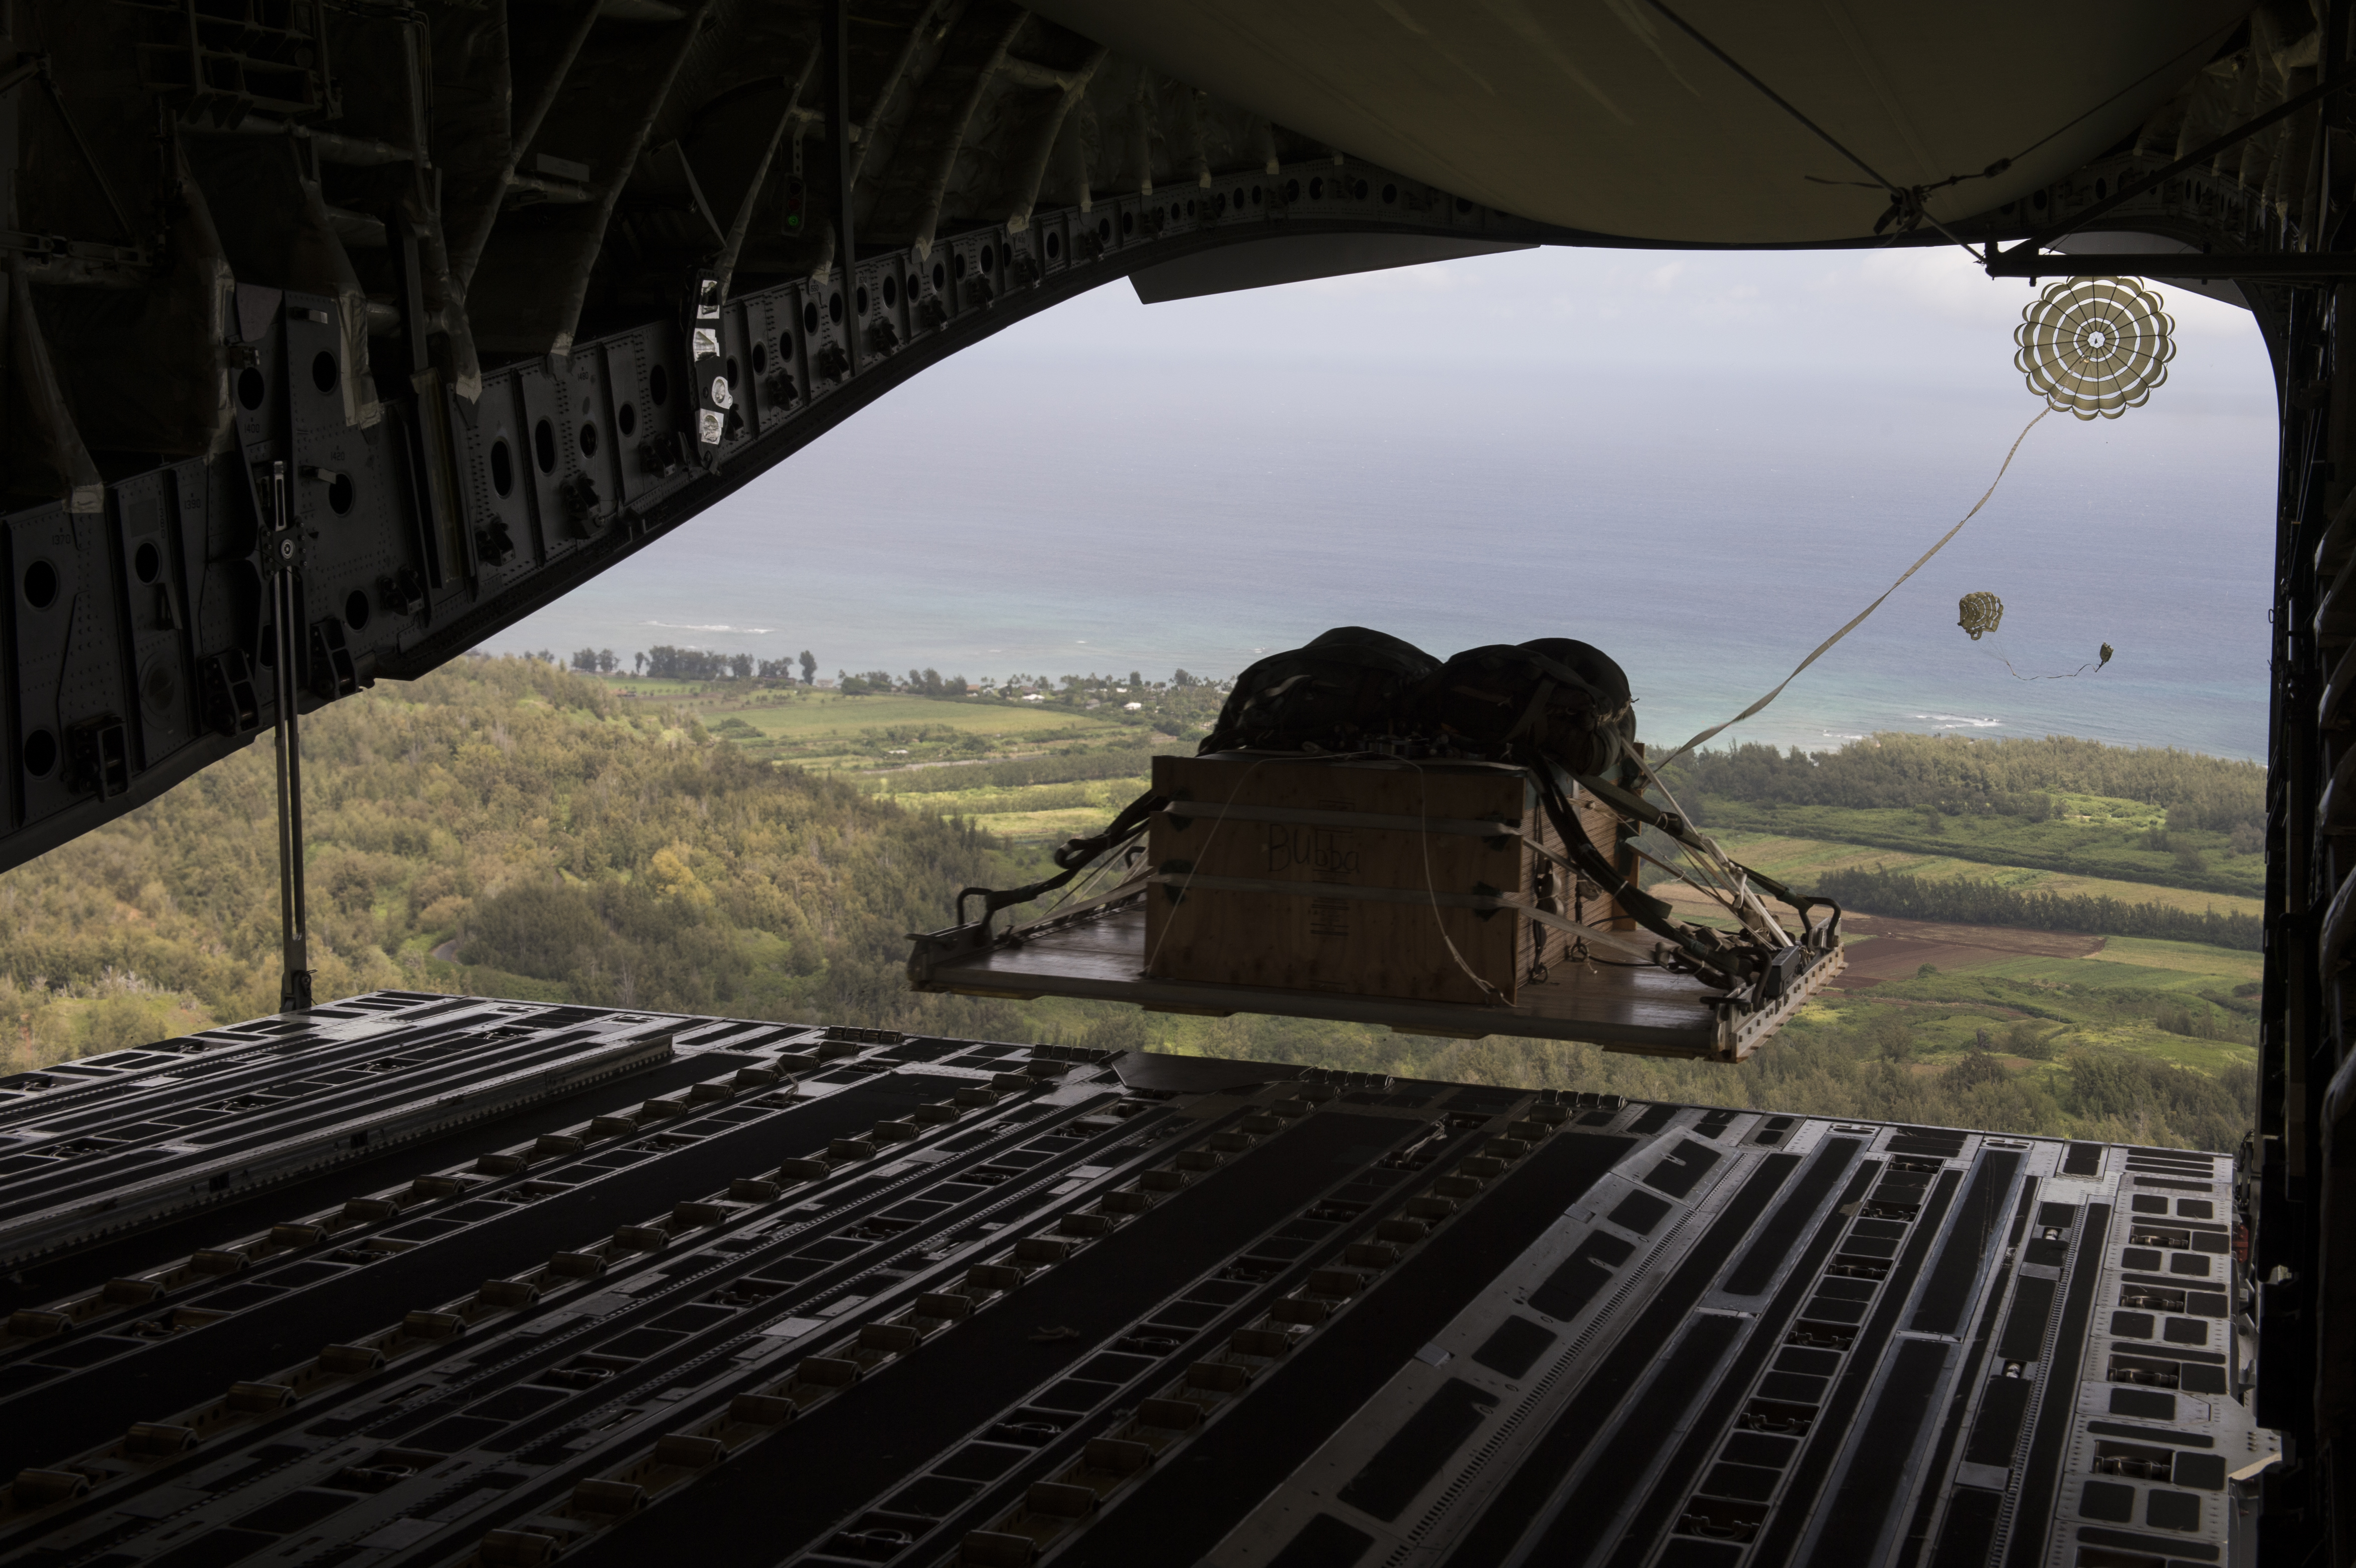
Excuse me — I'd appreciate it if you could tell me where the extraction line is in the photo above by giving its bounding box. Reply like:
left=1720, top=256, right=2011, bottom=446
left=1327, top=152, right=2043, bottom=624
left=1606, top=741, right=1793, bottom=945
left=1659, top=405, right=2053, bottom=768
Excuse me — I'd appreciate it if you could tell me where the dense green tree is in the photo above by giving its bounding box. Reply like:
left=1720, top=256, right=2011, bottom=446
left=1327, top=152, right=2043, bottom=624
left=0, top=658, right=1015, bottom=1066
left=1667, top=734, right=2262, bottom=833
left=1811, top=866, right=2257, bottom=949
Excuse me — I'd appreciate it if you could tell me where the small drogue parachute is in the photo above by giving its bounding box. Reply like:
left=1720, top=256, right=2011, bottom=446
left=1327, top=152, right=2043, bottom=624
left=1958, top=591, right=2004, bottom=641
left=1959, top=591, right=2114, bottom=679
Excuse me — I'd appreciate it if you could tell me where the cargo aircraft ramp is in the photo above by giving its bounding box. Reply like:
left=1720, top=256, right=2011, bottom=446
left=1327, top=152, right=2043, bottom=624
left=0, top=995, right=2268, bottom=1568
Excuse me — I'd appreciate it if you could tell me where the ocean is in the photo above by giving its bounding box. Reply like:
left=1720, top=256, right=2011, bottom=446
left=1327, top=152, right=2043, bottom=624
left=484, top=249, right=2281, bottom=762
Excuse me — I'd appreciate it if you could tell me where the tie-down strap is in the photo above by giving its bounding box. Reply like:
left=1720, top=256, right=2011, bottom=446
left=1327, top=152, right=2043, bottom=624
left=1158, top=799, right=1531, bottom=841
left=1145, top=870, right=1665, bottom=966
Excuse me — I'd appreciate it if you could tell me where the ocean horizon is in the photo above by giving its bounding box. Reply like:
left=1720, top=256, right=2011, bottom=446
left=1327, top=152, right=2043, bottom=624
left=481, top=251, right=2280, bottom=763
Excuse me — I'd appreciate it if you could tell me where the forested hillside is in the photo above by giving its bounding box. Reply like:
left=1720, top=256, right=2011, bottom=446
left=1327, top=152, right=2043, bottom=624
left=0, top=658, right=1020, bottom=1062
left=0, top=660, right=2257, bottom=1153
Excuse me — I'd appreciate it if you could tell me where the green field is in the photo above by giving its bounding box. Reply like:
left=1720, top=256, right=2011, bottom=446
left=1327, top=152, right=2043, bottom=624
left=593, top=678, right=1180, bottom=833
left=1704, top=830, right=2264, bottom=918
left=613, top=683, right=1160, bottom=777
left=1649, top=828, right=2263, bottom=1084
left=1698, top=796, right=2263, bottom=900
left=1823, top=941, right=2258, bottom=1074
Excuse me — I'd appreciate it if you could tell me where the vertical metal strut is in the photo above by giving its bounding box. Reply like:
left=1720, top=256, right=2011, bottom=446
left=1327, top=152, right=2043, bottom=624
left=822, top=0, right=859, bottom=376
left=267, top=461, right=312, bottom=1013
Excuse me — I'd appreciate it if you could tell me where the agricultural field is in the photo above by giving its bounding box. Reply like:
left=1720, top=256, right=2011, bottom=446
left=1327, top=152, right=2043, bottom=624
left=598, top=679, right=1179, bottom=777
left=1696, top=829, right=2263, bottom=918
left=1690, top=791, right=2263, bottom=900
left=594, top=677, right=1182, bottom=832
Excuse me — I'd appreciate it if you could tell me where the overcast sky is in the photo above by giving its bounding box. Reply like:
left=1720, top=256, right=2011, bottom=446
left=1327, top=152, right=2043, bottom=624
left=493, top=238, right=2281, bottom=756
left=991, top=237, right=2269, bottom=384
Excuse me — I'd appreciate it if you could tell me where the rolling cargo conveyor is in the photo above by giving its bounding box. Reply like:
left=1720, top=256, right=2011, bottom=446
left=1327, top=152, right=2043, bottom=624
left=0, top=997, right=681, bottom=1266
left=0, top=996, right=2276, bottom=1568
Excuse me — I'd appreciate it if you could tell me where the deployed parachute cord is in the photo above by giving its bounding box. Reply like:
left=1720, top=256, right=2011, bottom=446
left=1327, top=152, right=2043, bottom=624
left=1391, top=758, right=1511, bottom=1007
left=1590, top=723, right=1828, bottom=944
left=1138, top=753, right=1291, bottom=979
left=1985, top=642, right=2117, bottom=681
left=1576, top=763, right=1834, bottom=946
left=1575, top=739, right=1794, bottom=947
left=1521, top=759, right=1754, bottom=993
left=1658, top=405, right=2054, bottom=767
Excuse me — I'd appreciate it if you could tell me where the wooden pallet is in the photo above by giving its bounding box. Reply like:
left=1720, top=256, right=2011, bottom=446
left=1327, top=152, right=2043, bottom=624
left=1143, top=754, right=1606, bottom=1007
left=908, top=899, right=1844, bottom=1062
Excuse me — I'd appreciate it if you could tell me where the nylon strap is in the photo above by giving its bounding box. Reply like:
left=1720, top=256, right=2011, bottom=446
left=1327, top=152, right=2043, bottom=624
left=1161, top=801, right=1522, bottom=839
left=1660, top=405, right=2051, bottom=766
left=1147, top=872, right=1664, bottom=964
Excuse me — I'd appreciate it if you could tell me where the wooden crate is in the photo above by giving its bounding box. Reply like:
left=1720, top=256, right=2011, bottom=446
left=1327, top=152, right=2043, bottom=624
left=1143, top=753, right=1627, bottom=1006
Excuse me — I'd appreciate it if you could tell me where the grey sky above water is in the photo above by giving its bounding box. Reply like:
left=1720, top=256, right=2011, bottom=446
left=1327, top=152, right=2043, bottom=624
left=491, top=244, right=2280, bottom=757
